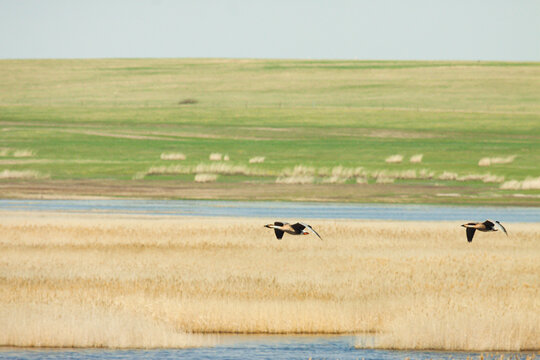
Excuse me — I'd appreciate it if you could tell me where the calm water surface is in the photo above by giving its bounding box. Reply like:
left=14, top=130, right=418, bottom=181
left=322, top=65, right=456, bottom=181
left=0, top=335, right=534, bottom=360
left=1, top=199, right=539, bottom=222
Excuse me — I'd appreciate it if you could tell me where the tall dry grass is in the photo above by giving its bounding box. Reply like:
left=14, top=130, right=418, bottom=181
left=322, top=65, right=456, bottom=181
left=160, top=152, right=186, bottom=160
left=142, top=162, right=271, bottom=179
left=12, top=149, right=35, bottom=157
left=194, top=173, right=218, bottom=183
left=275, top=175, right=314, bottom=184
left=409, top=154, right=423, bottom=163
left=501, top=177, right=540, bottom=190
left=479, top=155, right=516, bottom=166
left=249, top=156, right=265, bottom=164
left=385, top=154, right=403, bottom=164
left=0, top=212, right=538, bottom=350
left=0, top=148, right=35, bottom=157
left=0, top=169, right=49, bottom=179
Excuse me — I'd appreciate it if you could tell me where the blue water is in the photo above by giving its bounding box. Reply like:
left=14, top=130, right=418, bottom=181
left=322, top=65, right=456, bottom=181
left=0, top=335, right=533, bottom=360
left=0, top=199, right=538, bottom=222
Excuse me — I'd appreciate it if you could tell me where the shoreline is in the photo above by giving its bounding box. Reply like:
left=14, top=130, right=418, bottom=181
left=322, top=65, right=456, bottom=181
left=2, top=180, right=540, bottom=206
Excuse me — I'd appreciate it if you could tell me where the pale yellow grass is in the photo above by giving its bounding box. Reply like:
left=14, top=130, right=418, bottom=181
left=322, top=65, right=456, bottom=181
left=160, top=152, right=186, bottom=160
left=0, top=148, right=35, bottom=157
left=375, top=176, right=395, bottom=184
left=321, top=176, right=348, bottom=184
left=281, top=165, right=317, bottom=177
left=194, top=173, right=218, bottom=183
left=438, top=171, right=458, bottom=180
left=209, top=153, right=222, bottom=161
left=409, top=154, right=423, bottom=163
left=478, top=155, right=516, bottom=166
left=356, top=176, right=368, bottom=184
left=13, top=149, right=35, bottom=157
left=249, top=156, right=265, bottom=163
left=457, top=173, right=505, bottom=183
left=0, top=212, right=538, bottom=350
left=142, top=162, right=270, bottom=178
left=0, top=303, right=213, bottom=348
left=501, top=177, right=540, bottom=190
left=0, top=169, right=49, bottom=179
left=385, top=154, right=403, bottom=164
left=275, top=175, right=314, bottom=184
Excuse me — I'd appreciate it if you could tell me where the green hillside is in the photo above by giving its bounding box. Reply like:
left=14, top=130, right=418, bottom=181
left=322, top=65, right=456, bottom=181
left=1, top=59, right=539, bottom=204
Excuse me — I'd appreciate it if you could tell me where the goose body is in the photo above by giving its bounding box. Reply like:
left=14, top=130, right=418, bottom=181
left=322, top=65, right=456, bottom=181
left=461, top=220, right=508, bottom=242
left=264, top=222, right=322, bottom=240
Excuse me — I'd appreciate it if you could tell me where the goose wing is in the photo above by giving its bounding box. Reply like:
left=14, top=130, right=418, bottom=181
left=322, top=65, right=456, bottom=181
left=291, top=222, right=306, bottom=234
left=494, top=221, right=508, bottom=236
left=299, top=222, right=323, bottom=240
left=274, top=228, right=284, bottom=240
left=482, top=220, right=495, bottom=230
left=466, top=227, right=476, bottom=242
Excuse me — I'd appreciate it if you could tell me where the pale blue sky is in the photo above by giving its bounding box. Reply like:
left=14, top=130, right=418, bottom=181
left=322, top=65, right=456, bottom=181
left=1, top=0, right=539, bottom=60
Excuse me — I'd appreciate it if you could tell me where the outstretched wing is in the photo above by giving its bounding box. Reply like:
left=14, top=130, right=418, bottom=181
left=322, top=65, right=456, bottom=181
left=494, top=221, right=508, bottom=236
left=274, top=229, right=284, bottom=239
left=466, top=227, right=476, bottom=242
left=483, top=220, right=495, bottom=230
left=291, top=222, right=306, bottom=234
left=299, top=222, right=323, bottom=240
left=274, top=221, right=284, bottom=226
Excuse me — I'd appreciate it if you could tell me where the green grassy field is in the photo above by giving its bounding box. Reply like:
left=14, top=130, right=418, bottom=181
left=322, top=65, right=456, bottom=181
left=1, top=59, right=539, bottom=204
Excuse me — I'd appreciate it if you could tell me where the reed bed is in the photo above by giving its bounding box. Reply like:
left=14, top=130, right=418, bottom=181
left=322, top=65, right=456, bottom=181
left=0, top=212, right=538, bottom=350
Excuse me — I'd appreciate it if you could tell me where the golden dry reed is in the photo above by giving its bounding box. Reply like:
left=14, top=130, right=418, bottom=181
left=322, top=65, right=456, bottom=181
left=0, top=212, right=538, bottom=350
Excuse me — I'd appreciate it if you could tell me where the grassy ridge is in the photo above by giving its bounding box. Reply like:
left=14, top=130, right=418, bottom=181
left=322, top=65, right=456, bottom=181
left=1, top=212, right=538, bottom=349
left=1, top=59, right=539, bottom=203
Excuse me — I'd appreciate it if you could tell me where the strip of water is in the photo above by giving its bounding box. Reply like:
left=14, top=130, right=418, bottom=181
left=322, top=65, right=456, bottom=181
left=0, top=335, right=535, bottom=360
left=0, top=199, right=538, bottom=222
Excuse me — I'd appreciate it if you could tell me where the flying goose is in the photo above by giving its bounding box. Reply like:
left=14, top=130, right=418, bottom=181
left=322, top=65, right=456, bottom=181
left=264, top=222, right=323, bottom=240
left=461, top=220, right=508, bottom=242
